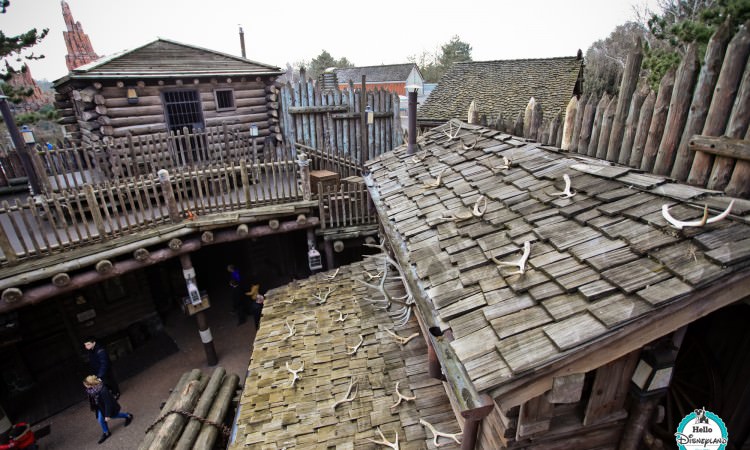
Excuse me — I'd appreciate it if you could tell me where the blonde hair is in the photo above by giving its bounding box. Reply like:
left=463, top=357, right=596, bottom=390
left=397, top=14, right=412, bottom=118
left=83, top=375, right=102, bottom=388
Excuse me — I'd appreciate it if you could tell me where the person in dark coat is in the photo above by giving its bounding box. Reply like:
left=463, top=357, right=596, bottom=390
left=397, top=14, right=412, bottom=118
left=83, top=375, right=133, bottom=444
left=249, top=292, right=265, bottom=329
left=83, top=337, right=120, bottom=398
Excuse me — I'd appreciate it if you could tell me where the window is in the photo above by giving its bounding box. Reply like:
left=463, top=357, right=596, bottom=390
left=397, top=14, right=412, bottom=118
left=163, top=90, right=204, bottom=132
left=214, top=89, right=235, bottom=111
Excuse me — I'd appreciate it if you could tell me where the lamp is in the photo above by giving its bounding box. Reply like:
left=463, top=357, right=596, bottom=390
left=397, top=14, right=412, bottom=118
left=308, top=247, right=323, bottom=271
left=20, top=125, right=35, bottom=145
left=365, top=105, right=374, bottom=125
left=631, top=343, right=677, bottom=397
left=127, top=88, right=139, bottom=104
left=249, top=123, right=259, bottom=137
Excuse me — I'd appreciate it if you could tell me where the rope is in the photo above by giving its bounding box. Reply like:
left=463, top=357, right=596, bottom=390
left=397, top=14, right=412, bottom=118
left=144, top=409, right=231, bottom=437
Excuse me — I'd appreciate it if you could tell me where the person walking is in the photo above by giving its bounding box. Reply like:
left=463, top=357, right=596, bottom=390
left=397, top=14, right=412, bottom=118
left=83, top=375, right=133, bottom=444
left=83, top=337, right=120, bottom=399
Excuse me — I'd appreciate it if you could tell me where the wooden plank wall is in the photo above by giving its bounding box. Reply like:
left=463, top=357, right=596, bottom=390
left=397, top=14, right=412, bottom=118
left=489, top=23, right=750, bottom=198
left=279, top=78, right=402, bottom=178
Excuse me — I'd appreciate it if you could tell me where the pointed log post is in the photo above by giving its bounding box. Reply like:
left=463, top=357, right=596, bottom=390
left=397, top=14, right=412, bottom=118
left=607, top=39, right=644, bottom=162
left=523, top=98, right=535, bottom=139
left=513, top=111, right=524, bottom=137
left=577, top=94, right=596, bottom=153
left=618, top=87, right=647, bottom=165
left=570, top=93, right=588, bottom=152
left=550, top=111, right=562, bottom=147
left=180, top=253, right=218, bottom=367
left=641, top=68, right=676, bottom=172
left=587, top=93, right=610, bottom=156
left=672, top=19, right=733, bottom=180
left=629, top=90, right=656, bottom=167
left=726, top=80, right=750, bottom=197
left=529, top=101, right=543, bottom=141
left=596, top=95, right=618, bottom=159
left=654, top=44, right=699, bottom=175
left=690, top=21, right=750, bottom=187
left=467, top=100, right=479, bottom=124
left=157, top=169, right=181, bottom=223
left=561, top=96, right=578, bottom=150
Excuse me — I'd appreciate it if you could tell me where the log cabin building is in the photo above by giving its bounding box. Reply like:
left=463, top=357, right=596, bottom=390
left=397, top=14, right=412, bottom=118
left=53, top=38, right=284, bottom=146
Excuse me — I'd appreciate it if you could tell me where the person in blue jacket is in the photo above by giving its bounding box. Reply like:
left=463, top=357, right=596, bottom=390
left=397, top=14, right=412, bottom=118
left=83, top=375, right=133, bottom=444
left=83, top=337, right=120, bottom=399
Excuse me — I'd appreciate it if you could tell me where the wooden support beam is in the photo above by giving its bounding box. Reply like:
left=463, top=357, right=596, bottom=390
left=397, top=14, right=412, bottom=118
left=689, top=135, right=750, bottom=161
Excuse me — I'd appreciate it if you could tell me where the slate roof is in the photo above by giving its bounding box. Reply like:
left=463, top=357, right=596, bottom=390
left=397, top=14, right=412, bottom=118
left=335, top=64, right=417, bottom=84
left=230, top=259, right=460, bottom=450
left=57, top=38, right=282, bottom=81
left=418, top=57, right=583, bottom=124
left=365, top=120, right=750, bottom=398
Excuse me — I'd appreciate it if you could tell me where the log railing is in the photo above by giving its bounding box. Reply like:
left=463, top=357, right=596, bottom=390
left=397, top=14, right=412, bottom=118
left=483, top=20, right=750, bottom=198
left=318, top=180, right=378, bottom=230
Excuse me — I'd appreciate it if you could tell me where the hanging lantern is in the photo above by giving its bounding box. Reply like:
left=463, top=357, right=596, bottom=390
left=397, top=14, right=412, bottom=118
left=308, top=248, right=323, bottom=271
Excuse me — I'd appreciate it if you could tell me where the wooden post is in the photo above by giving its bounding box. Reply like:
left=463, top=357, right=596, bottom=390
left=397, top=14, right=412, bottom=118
left=138, top=370, right=202, bottom=450
left=617, top=396, right=660, bottom=450
left=618, top=88, right=647, bottom=165
left=83, top=184, right=107, bottom=238
left=468, top=100, right=478, bottom=124
left=360, top=75, right=368, bottom=167
left=629, top=90, right=656, bottom=167
left=0, top=217, right=17, bottom=264
left=157, top=169, right=181, bottom=222
left=530, top=100, right=543, bottom=141
left=671, top=19, right=733, bottom=180
left=726, top=62, right=750, bottom=196
left=561, top=96, right=578, bottom=150
left=297, top=152, right=311, bottom=201
left=596, top=94, right=618, bottom=159
left=174, top=367, right=226, bottom=450
left=641, top=68, right=676, bottom=172
left=194, top=373, right=239, bottom=449
left=570, top=94, right=587, bottom=151
left=607, top=38, right=644, bottom=162
left=587, top=93, right=609, bottom=156
left=523, top=98, right=535, bottom=139
left=654, top=44, right=699, bottom=175
left=147, top=378, right=203, bottom=450
left=180, top=254, right=218, bottom=367
left=690, top=21, right=750, bottom=187
left=577, top=94, right=596, bottom=153
left=513, top=111, right=524, bottom=137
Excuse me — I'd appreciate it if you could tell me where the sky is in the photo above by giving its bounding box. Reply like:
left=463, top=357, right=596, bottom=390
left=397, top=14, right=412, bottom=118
left=1, top=0, right=659, bottom=82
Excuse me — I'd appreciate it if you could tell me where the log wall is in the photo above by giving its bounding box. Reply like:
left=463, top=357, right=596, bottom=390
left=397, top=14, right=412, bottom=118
left=488, top=22, right=750, bottom=198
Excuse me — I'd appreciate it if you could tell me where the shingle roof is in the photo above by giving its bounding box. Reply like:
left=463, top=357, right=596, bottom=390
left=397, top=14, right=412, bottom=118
left=335, top=64, right=417, bottom=84
left=418, top=57, right=583, bottom=124
left=365, top=120, right=750, bottom=398
left=65, top=38, right=282, bottom=79
left=230, top=259, right=461, bottom=449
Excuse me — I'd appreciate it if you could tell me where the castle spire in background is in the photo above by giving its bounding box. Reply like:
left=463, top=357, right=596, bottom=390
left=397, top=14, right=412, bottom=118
left=61, top=1, right=99, bottom=71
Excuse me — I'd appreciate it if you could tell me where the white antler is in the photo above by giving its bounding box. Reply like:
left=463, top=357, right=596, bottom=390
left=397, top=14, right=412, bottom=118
left=312, top=287, right=336, bottom=305
left=362, top=269, right=383, bottom=281
left=493, top=155, right=512, bottom=172
left=410, top=149, right=427, bottom=163
left=419, top=419, right=462, bottom=447
left=492, top=241, right=532, bottom=275
left=366, top=427, right=400, bottom=450
left=423, top=168, right=445, bottom=189
left=549, top=173, right=576, bottom=198
left=332, top=377, right=358, bottom=411
left=334, top=310, right=348, bottom=323
left=385, top=328, right=419, bottom=345
left=462, top=135, right=478, bottom=150
left=324, top=268, right=340, bottom=280
left=347, top=334, right=364, bottom=355
left=662, top=200, right=734, bottom=230
left=390, top=381, right=416, bottom=409
left=286, top=361, right=304, bottom=387
left=472, top=195, right=487, bottom=217
left=280, top=295, right=296, bottom=305
left=357, top=241, right=416, bottom=327
left=282, top=320, right=296, bottom=341
left=442, top=121, right=462, bottom=141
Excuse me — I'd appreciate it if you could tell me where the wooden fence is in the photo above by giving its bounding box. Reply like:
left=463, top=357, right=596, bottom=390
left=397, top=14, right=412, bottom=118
left=280, top=78, right=403, bottom=179
left=318, top=180, right=378, bottom=230
left=485, top=21, right=750, bottom=198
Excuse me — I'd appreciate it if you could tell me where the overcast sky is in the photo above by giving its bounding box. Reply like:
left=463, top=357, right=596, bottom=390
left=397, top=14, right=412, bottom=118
left=1, top=0, right=658, bottom=82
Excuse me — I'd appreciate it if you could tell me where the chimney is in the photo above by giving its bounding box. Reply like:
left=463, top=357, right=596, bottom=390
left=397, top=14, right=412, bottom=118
left=239, top=25, right=246, bottom=58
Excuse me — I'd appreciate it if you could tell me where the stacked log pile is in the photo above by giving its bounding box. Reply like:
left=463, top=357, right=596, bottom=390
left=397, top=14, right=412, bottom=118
left=137, top=367, right=240, bottom=450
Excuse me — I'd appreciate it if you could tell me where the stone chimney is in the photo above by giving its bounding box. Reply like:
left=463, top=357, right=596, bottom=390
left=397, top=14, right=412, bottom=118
left=62, top=1, right=99, bottom=71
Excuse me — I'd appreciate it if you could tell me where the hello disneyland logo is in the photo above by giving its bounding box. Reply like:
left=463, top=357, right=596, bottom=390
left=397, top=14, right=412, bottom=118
left=675, top=407, right=728, bottom=450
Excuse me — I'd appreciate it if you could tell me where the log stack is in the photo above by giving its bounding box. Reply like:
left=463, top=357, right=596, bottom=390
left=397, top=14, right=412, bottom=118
left=137, top=367, right=240, bottom=450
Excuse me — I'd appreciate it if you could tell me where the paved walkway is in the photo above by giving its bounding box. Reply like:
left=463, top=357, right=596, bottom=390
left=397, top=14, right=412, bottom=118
left=34, top=284, right=257, bottom=450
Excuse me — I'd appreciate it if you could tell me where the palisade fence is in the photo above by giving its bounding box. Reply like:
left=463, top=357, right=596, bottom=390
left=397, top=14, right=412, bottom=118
left=279, top=78, right=403, bottom=178
left=485, top=21, right=750, bottom=198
